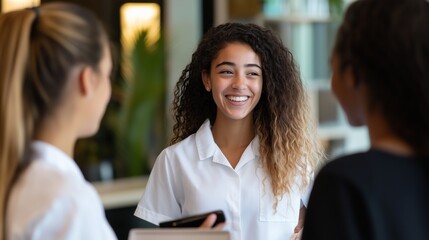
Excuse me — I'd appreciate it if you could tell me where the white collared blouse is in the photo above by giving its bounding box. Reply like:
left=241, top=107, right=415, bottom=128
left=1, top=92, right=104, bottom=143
left=6, top=141, right=117, bottom=240
left=135, top=119, right=311, bottom=240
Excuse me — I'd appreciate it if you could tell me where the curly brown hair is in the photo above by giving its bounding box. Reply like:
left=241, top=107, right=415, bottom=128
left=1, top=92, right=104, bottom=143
left=171, top=23, right=323, bottom=206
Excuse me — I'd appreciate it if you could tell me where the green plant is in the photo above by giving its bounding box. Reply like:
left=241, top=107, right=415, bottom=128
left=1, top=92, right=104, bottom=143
left=329, top=0, right=345, bottom=19
left=116, top=31, right=167, bottom=176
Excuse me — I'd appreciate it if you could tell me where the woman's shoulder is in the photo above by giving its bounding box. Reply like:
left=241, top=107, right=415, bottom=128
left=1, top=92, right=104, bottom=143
left=314, top=151, right=376, bottom=186
left=315, top=149, right=410, bottom=191
left=162, top=133, right=198, bottom=158
left=14, top=160, right=99, bottom=207
left=156, top=120, right=214, bottom=168
left=322, top=149, right=411, bottom=174
left=7, top=161, right=102, bottom=230
left=163, top=121, right=212, bottom=156
left=323, top=151, right=371, bottom=170
left=168, top=133, right=197, bottom=149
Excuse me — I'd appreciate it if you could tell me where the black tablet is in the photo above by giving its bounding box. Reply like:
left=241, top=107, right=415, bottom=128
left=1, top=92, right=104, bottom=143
left=159, top=210, right=226, bottom=228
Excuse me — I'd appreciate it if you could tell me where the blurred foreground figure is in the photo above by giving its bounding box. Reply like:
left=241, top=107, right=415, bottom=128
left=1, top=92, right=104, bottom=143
left=0, top=3, right=117, bottom=239
left=302, top=0, right=429, bottom=239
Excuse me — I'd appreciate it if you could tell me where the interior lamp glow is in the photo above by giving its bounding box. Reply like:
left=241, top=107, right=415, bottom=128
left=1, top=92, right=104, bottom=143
left=120, top=3, right=161, bottom=80
left=2, top=0, right=40, bottom=13
left=120, top=3, right=160, bottom=52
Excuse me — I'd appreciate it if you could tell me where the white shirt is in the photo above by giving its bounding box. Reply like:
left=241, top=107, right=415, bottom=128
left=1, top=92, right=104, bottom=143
left=6, top=141, right=117, bottom=240
left=135, top=120, right=311, bottom=240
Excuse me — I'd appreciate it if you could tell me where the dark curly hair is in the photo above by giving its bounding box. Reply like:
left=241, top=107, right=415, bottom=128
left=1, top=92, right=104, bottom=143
left=334, top=0, right=429, bottom=156
left=171, top=22, right=323, bottom=207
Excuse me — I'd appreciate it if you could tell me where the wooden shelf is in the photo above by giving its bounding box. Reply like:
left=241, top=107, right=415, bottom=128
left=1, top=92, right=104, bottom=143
left=92, top=176, right=148, bottom=210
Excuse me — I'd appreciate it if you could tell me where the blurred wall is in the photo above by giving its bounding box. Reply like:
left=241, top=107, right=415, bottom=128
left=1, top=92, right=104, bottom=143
left=164, top=0, right=202, bottom=136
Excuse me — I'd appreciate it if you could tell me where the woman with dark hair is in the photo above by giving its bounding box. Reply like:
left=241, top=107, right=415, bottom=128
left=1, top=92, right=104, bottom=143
left=0, top=3, right=116, bottom=239
left=135, top=22, right=323, bottom=240
left=302, top=0, right=429, bottom=239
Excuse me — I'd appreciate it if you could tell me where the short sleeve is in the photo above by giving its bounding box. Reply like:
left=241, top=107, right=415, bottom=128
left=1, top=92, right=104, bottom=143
left=134, top=149, right=182, bottom=225
left=301, top=177, right=313, bottom=208
left=300, top=158, right=315, bottom=207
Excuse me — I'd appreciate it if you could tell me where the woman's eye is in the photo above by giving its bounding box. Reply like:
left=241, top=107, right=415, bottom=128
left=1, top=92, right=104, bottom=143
left=248, top=72, right=260, bottom=76
left=220, top=70, right=233, bottom=75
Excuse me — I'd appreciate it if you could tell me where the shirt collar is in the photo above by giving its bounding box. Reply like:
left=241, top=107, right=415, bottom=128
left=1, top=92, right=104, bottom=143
left=195, top=119, right=260, bottom=162
left=31, top=140, right=84, bottom=180
left=195, top=119, right=216, bottom=160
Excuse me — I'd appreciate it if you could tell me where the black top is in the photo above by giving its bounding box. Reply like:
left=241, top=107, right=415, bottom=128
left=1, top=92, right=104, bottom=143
left=302, top=149, right=429, bottom=240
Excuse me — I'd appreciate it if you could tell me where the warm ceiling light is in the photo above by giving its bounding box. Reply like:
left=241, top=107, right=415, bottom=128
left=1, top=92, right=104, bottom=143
left=2, top=0, right=40, bottom=13
left=120, top=3, right=160, bottom=51
left=120, top=3, right=161, bottom=80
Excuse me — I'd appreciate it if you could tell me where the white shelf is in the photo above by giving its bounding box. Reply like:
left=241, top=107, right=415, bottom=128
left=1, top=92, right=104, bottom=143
left=318, top=124, right=349, bottom=140
left=92, top=176, right=148, bottom=210
left=304, top=79, right=331, bottom=90
left=262, top=12, right=369, bottom=157
left=264, top=15, right=331, bottom=23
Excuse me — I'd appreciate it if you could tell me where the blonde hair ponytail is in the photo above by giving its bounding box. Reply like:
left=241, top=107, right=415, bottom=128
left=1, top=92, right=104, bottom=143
left=0, top=10, right=36, bottom=239
left=0, top=3, right=108, bottom=238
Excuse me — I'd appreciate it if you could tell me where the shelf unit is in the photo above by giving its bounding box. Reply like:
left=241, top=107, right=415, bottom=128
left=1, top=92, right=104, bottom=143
left=92, top=176, right=148, bottom=210
left=263, top=13, right=369, bottom=159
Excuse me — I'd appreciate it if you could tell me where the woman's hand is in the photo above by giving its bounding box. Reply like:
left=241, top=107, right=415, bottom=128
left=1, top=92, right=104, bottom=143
left=199, top=213, right=226, bottom=230
left=290, top=228, right=303, bottom=240
left=290, top=206, right=306, bottom=240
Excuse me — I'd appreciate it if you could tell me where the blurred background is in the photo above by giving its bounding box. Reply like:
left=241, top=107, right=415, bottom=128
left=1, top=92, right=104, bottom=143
left=1, top=0, right=367, bottom=239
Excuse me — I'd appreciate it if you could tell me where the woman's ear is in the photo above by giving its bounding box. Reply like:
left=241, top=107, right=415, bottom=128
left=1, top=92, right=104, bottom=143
left=78, top=66, right=94, bottom=97
left=344, top=66, right=358, bottom=89
left=202, top=70, right=211, bottom=92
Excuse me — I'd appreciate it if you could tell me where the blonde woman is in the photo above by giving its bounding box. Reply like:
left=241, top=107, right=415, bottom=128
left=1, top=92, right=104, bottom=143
left=135, top=23, right=323, bottom=240
left=0, top=3, right=116, bottom=239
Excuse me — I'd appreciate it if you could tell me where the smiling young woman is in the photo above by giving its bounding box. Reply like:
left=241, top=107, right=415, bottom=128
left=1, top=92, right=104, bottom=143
left=134, top=22, right=323, bottom=240
left=202, top=42, right=263, bottom=128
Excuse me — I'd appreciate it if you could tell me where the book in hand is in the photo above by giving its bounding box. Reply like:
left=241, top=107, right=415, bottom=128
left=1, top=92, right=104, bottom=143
left=159, top=210, right=226, bottom=228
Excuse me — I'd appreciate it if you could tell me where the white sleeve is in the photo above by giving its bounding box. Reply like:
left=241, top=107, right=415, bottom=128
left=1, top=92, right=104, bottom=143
left=134, top=149, right=182, bottom=225
left=301, top=178, right=313, bottom=208
left=29, top=185, right=117, bottom=240
left=301, top=159, right=315, bottom=208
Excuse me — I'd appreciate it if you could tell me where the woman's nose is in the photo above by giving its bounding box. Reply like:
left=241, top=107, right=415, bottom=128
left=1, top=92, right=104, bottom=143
left=231, top=74, right=246, bottom=90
